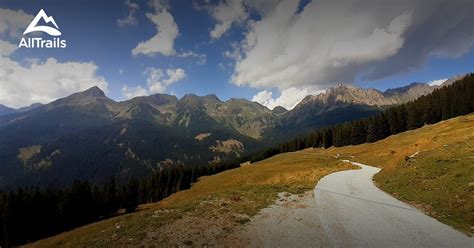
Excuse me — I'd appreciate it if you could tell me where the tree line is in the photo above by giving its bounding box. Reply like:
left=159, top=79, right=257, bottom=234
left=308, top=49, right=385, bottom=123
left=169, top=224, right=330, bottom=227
left=245, top=73, right=474, bottom=162
left=0, top=160, right=239, bottom=246
left=0, top=178, right=137, bottom=246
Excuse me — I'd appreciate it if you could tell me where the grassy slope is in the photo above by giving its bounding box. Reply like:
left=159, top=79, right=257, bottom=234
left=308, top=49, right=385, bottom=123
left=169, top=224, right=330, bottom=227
left=29, top=114, right=474, bottom=246
left=322, top=114, right=474, bottom=234
left=28, top=151, right=354, bottom=247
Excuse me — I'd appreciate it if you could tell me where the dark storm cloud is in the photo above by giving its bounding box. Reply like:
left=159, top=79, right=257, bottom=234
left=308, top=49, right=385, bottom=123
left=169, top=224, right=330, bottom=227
left=365, top=0, right=474, bottom=80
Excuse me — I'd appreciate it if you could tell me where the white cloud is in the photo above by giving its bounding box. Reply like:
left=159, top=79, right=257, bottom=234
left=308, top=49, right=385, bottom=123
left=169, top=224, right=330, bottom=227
left=132, top=1, right=179, bottom=56
left=0, top=40, right=17, bottom=57
left=0, top=57, right=108, bottom=108
left=0, top=8, right=109, bottom=109
left=252, top=90, right=273, bottom=106
left=178, top=50, right=207, bottom=65
left=165, top=68, right=186, bottom=84
left=147, top=67, right=186, bottom=94
left=429, top=78, right=447, bottom=86
left=117, top=0, right=140, bottom=27
left=122, top=67, right=186, bottom=99
left=149, top=0, right=169, bottom=10
left=218, top=0, right=473, bottom=101
left=122, top=85, right=147, bottom=99
left=252, top=86, right=324, bottom=110
left=208, top=0, right=248, bottom=39
left=231, top=0, right=413, bottom=90
left=223, top=41, right=241, bottom=60
left=242, top=0, right=280, bottom=15
left=0, top=8, right=33, bottom=38
left=146, top=67, right=166, bottom=93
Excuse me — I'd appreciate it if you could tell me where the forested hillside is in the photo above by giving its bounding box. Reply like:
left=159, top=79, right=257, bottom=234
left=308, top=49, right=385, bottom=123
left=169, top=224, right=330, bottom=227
left=248, top=74, right=474, bottom=162
left=0, top=160, right=241, bottom=246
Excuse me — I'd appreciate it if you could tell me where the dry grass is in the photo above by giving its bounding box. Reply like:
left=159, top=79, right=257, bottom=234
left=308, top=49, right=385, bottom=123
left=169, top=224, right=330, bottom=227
left=28, top=148, right=353, bottom=247
left=322, top=114, right=474, bottom=170
left=308, top=114, right=474, bottom=234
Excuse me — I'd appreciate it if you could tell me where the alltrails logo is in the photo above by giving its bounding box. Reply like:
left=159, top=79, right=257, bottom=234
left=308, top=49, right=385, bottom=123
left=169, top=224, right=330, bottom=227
left=18, top=9, right=67, bottom=48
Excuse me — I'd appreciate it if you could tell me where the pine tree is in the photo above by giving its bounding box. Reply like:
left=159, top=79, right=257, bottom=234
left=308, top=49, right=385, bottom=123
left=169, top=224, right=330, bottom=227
left=122, top=178, right=139, bottom=213
left=366, top=117, right=378, bottom=143
left=322, top=128, right=333, bottom=148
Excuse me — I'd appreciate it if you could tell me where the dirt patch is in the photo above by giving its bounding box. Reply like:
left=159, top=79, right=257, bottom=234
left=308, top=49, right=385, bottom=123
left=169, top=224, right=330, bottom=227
left=195, top=132, right=211, bottom=141
left=145, top=197, right=250, bottom=247
left=18, top=145, right=42, bottom=164
left=238, top=191, right=330, bottom=247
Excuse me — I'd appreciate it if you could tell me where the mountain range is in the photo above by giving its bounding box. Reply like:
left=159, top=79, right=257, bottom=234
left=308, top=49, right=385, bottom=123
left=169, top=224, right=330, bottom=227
left=0, top=77, right=459, bottom=187
left=0, top=103, right=43, bottom=116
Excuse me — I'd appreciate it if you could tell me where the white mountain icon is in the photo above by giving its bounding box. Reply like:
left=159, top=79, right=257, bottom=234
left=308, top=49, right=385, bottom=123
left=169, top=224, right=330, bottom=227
left=23, top=9, right=61, bottom=36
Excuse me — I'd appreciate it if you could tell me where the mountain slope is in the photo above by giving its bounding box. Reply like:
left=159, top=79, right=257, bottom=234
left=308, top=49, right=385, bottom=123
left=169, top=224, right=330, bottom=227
left=0, top=77, right=462, bottom=187
left=0, top=104, right=16, bottom=116
left=383, top=82, right=434, bottom=103
left=275, top=81, right=441, bottom=137
left=27, top=114, right=474, bottom=247
left=0, top=103, right=43, bottom=116
left=0, top=88, right=264, bottom=187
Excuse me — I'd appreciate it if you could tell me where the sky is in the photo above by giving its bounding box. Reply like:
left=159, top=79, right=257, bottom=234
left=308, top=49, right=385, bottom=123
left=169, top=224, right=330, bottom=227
left=0, top=0, right=473, bottom=109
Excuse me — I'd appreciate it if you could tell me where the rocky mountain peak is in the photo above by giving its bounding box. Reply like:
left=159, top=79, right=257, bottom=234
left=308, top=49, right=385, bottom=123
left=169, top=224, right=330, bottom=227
left=302, top=84, right=390, bottom=108
left=202, top=94, right=220, bottom=103
left=145, top=94, right=178, bottom=106
left=272, top=106, right=288, bottom=115
left=49, top=85, right=113, bottom=109
left=440, top=75, right=465, bottom=87
left=178, top=94, right=222, bottom=108
left=80, top=86, right=106, bottom=98
left=383, top=83, right=434, bottom=103
left=292, top=81, right=441, bottom=115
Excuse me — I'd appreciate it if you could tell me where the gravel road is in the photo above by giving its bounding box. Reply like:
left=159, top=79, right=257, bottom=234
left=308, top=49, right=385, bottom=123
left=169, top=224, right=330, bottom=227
left=241, top=161, right=473, bottom=247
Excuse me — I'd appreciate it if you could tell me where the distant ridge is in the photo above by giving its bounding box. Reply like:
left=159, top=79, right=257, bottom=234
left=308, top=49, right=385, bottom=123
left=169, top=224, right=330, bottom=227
left=0, top=103, right=44, bottom=117
left=0, top=74, right=468, bottom=187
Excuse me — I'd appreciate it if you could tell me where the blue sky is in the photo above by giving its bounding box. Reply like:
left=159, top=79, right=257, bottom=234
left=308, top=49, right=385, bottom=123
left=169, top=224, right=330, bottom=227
left=0, top=0, right=473, bottom=109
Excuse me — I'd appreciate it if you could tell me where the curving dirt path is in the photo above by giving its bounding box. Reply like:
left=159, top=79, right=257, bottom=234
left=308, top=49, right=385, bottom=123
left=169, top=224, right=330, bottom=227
left=241, top=161, right=473, bottom=247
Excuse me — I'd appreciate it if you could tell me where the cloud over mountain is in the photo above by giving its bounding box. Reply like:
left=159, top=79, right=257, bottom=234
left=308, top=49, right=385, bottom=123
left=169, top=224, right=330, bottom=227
left=122, top=67, right=186, bottom=99
left=213, top=0, right=474, bottom=108
left=252, top=86, right=323, bottom=110
left=147, top=67, right=186, bottom=94
left=0, top=57, right=107, bottom=108
left=0, top=8, right=108, bottom=108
